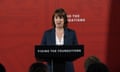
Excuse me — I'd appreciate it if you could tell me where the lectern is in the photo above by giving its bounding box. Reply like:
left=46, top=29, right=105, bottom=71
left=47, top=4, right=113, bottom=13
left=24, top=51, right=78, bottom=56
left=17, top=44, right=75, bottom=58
left=35, top=45, right=84, bottom=72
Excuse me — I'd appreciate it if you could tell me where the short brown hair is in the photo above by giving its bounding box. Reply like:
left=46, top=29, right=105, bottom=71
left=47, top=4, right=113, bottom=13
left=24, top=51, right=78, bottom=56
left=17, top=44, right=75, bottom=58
left=52, top=8, right=68, bottom=28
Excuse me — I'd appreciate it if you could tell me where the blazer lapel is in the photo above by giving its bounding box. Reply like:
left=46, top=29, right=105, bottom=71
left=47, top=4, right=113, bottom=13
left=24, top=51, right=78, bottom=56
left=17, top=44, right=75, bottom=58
left=64, top=28, right=69, bottom=45
left=51, top=28, right=56, bottom=45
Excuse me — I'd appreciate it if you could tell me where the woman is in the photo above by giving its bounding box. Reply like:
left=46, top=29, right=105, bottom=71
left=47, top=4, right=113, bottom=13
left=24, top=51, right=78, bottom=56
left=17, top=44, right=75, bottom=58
left=41, top=8, right=78, bottom=72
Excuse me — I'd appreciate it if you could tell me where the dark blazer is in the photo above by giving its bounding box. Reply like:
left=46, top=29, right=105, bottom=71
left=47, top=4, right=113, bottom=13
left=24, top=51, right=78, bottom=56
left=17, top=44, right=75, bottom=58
left=41, top=28, right=78, bottom=72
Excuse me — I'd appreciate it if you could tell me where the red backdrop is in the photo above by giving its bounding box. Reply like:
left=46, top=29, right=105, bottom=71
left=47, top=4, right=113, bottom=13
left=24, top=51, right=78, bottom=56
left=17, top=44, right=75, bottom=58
left=0, top=0, right=119, bottom=72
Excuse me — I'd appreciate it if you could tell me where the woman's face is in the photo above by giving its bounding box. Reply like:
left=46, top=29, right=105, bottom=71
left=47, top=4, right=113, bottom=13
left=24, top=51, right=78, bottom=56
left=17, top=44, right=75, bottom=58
left=54, top=15, right=64, bottom=28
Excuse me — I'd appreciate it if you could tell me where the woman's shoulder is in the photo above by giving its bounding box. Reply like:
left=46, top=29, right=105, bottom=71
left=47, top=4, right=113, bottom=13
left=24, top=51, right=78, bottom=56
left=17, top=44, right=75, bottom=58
left=44, top=28, right=54, bottom=33
left=65, top=28, right=75, bottom=33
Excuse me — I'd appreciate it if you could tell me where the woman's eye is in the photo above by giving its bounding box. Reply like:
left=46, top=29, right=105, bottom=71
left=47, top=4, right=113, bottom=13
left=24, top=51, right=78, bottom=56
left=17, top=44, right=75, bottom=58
left=55, top=16, right=58, bottom=19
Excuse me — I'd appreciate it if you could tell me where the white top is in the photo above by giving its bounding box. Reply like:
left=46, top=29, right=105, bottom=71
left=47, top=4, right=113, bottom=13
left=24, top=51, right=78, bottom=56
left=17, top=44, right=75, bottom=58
left=56, top=34, right=64, bottom=45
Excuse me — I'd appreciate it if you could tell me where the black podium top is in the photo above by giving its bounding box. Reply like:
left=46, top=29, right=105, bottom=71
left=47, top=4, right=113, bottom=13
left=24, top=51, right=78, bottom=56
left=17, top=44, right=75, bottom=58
left=35, top=45, right=84, bottom=61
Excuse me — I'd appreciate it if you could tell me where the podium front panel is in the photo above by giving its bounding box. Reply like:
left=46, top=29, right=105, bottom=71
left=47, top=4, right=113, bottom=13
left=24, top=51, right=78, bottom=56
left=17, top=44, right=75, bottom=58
left=35, top=45, right=84, bottom=61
